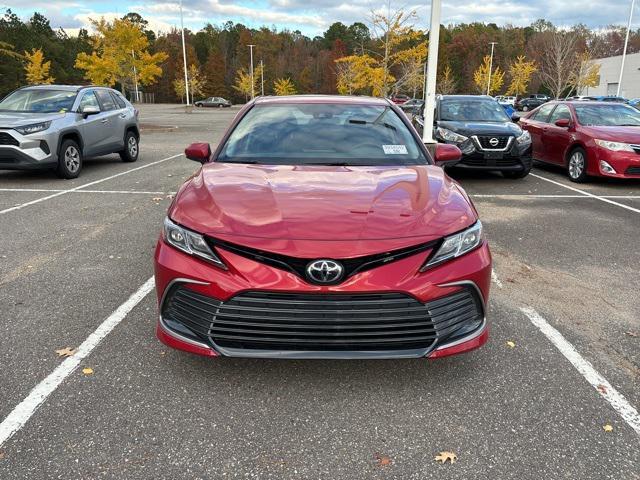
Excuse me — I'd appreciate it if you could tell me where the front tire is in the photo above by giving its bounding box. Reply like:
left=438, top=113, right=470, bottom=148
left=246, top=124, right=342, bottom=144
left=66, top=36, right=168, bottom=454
left=522, top=105, right=530, bottom=112
left=567, top=147, right=588, bottom=183
left=120, top=131, right=139, bottom=163
left=56, top=139, right=82, bottom=179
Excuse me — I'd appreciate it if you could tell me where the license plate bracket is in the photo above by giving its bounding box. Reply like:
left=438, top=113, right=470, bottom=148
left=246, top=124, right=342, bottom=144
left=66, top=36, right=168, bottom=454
left=484, top=151, right=504, bottom=160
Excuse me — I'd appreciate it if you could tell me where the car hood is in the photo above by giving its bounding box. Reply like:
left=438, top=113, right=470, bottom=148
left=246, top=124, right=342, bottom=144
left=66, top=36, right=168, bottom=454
left=170, top=163, right=476, bottom=245
left=580, top=126, right=640, bottom=144
left=0, top=111, right=66, bottom=128
left=438, top=120, right=521, bottom=137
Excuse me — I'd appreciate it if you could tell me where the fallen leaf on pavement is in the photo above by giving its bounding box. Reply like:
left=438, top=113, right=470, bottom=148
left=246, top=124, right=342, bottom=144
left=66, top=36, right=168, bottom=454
left=82, top=368, right=94, bottom=375
left=506, top=341, right=516, bottom=348
left=375, top=454, right=392, bottom=467
left=152, top=197, right=163, bottom=202
left=55, top=347, right=76, bottom=357
left=625, top=331, right=638, bottom=338
left=435, top=451, right=457, bottom=464
left=0, top=451, right=5, bottom=459
left=597, top=384, right=608, bottom=394
left=603, top=424, right=613, bottom=432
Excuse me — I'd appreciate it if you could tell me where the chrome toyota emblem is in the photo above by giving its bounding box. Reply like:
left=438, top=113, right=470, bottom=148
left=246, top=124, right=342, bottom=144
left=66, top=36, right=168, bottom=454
left=489, top=137, right=500, bottom=147
left=306, top=259, right=344, bottom=284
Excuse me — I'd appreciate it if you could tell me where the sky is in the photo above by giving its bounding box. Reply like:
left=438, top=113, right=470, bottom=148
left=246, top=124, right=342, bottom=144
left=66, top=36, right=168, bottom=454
left=0, top=0, right=638, bottom=37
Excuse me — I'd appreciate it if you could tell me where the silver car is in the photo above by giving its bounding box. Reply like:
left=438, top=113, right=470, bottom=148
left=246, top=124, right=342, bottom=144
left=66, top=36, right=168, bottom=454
left=0, top=85, right=140, bottom=178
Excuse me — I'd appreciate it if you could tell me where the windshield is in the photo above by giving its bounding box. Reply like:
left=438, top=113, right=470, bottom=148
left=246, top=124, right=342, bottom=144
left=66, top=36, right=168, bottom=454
left=574, top=104, right=640, bottom=126
left=218, top=103, right=428, bottom=166
left=439, top=99, right=510, bottom=122
left=0, top=89, right=77, bottom=113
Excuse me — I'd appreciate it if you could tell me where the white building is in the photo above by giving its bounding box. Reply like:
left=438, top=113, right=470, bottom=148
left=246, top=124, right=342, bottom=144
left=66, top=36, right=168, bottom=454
left=586, top=52, right=640, bottom=99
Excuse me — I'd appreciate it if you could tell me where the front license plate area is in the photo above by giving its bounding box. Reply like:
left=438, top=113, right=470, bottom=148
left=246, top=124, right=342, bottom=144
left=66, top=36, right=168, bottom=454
left=484, top=151, right=504, bottom=160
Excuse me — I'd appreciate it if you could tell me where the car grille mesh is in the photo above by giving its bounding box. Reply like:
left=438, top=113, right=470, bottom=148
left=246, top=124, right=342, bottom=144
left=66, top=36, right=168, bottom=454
left=476, top=136, right=510, bottom=150
left=0, top=132, right=19, bottom=146
left=626, top=166, right=640, bottom=175
left=162, top=285, right=483, bottom=352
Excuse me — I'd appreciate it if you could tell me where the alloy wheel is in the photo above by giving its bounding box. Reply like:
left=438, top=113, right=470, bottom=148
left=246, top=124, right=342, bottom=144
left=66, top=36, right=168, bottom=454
left=128, top=136, right=138, bottom=158
left=64, top=146, right=80, bottom=173
left=568, top=151, right=585, bottom=179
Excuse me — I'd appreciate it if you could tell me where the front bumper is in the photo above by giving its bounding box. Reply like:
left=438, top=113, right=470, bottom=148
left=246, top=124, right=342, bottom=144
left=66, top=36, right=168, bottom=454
left=0, top=129, right=57, bottom=170
left=593, top=147, right=640, bottom=178
left=154, top=237, right=492, bottom=359
left=445, top=138, right=532, bottom=172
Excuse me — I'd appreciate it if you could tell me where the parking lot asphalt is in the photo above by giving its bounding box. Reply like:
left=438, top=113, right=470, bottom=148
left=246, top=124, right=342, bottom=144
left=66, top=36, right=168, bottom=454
left=0, top=104, right=638, bottom=479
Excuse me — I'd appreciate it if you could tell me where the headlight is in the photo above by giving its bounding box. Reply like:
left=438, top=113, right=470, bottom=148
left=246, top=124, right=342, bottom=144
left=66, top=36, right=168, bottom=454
left=163, top=217, right=226, bottom=269
left=421, top=221, right=483, bottom=270
left=436, top=127, right=469, bottom=144
left=516, top=130, right=531, bottom=145
left=594, top=139, right=634, bottom=152
left=14, top=121, right=52, bottom=135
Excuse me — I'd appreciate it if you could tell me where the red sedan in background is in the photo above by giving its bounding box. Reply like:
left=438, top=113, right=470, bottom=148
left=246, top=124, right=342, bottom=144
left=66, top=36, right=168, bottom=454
left=519, top=101, right=640, bottom=182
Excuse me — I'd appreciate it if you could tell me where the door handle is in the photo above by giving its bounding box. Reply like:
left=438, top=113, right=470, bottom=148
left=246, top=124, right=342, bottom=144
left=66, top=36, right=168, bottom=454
left=101, top=119, right=109, bottom=124
left=119, top=113, right=126, bottom=119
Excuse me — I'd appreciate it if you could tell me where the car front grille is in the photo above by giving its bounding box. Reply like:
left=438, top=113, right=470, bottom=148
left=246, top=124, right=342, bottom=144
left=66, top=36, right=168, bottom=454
left=162, top=285, right=483, bottom=353
left=476, top=136, right=511, bottom=150
left=460, top=156, right=523, bottom=167
left=625, top=166, right=640, bottom=175
left=0, top=132, right=19, bottom=146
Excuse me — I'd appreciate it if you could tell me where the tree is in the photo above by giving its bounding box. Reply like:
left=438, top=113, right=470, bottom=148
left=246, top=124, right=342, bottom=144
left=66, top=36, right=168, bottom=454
left=0, top=41, right=22, bottom=59
left=232, top=68, right=255, bottom=100
left=569, top=51, right=600, bottom=95
left=334, top=54, right=376, bottom=95
left=273, top=78, right=297, bottom=95
left=534, top=29, right=580, bottom=98
left=437, top=65, right=456, bottom=95
left=75, top=17, right=168, bottom=93
left=505, top=55, right=536, bottom=96
left=203, top=49, right=228, bottom=97
left=23, top=48, right=55, bottom=84
left=473, top=55, right=505, bottom=94
left=173, top=64, right=206, bottom=100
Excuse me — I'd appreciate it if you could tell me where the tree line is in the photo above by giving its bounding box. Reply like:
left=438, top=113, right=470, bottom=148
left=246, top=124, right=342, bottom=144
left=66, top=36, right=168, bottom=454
left=1, top=8, right=639, bottom=102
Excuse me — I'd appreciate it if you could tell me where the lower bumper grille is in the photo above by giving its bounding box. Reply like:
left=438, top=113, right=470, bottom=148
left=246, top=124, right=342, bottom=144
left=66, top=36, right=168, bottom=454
left=162, top=286, right=484, bottom=353
left=0, top=132, right=19, bottom=146
left=625, top=166, right=640, bottom=175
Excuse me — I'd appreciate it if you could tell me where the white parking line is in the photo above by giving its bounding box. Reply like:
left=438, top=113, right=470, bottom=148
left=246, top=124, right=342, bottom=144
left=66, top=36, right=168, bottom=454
left=530, top=173, right=640, bottom=214
left=491, top=269, right=503, bottom=289
left=521, top=307, right=640, bottom=436
left=472, top=194, right=640, bottom=199
left=0, top=153, right=182, bottom=215
left=0, top=188, right=172, bottom=195
left=0, top=277, right=155, bottom=447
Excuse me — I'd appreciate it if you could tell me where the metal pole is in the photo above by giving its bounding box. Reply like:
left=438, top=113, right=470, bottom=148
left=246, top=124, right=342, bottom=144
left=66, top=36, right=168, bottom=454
left=132, top=50, right=139, bottom=103
left=248, top=44, right=255, bottom=99
left=422, top=0, right=441, bottom=144
left=487, top=42, right=497, bottom=96
left=261, top=60, right=265, bottom=96
left=617, top=0, right=636, bottom=97
left=179, top=0, right=190, bottom=105
left=422, top=62, right=427, bottom=102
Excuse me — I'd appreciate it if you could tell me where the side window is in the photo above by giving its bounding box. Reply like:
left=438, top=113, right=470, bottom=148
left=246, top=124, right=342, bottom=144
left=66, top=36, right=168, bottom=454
left=95, top=90, right=117, bottom=111
left=532, top=104, right=555, bottom=123
left=79, top=92, right=100, bottom=111
left=548, top=105, right=572, bottom=124
left=111, top=92, right=126, bottom=109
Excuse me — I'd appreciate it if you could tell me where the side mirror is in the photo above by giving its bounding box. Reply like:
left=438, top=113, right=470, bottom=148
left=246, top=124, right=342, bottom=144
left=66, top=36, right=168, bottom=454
left=555, top=118, right=571, bottom=128
left=81, top=105, right=100, bottom=118
left=433, top=143, right=462, bottom=167
left=185, top=143, right=211, bottom=163
left=511, top=113, right=521, bottom=123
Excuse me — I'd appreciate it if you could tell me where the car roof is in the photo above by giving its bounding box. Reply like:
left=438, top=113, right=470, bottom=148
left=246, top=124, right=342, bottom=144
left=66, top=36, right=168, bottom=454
left=254, top=95, right=392, bottom=106
left=438, top=95, right=495, bottom=101
left=19, top=85, right=111, bottom=92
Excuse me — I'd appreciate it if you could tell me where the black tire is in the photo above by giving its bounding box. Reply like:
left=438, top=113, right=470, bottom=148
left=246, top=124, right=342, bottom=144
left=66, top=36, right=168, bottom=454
left=120, top=131, right=139, bottom=163
left=195, top=103, right=202, bottom=107
left=522, top=105, right=530, bottom=112
left=503, top=167, right=531, bottom=179
left=566, top=147, right=589, bottom=183
left=56, top=139, right=82, bottom=179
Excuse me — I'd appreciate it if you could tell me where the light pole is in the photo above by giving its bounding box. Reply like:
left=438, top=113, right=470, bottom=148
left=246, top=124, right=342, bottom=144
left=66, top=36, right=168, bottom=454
left=247, top=44, right=255, bottom=99
left=179, top=0, right=190, bottom=105
left=423, top=0, right=441, bottom=144
left=132, top=50, right=140, bottom=103
left=487, top=42, right=497, bottom=96
left=617, top=0, right=637, bottom=97
left=260, top=60, right=265, bottom=96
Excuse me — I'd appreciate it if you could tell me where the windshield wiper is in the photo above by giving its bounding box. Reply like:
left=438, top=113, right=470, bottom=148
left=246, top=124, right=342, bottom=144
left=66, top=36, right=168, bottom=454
left=617, top=124, right=640, bottom=127
left=306, top=162, right=352, bottom=166
left=220, top=160, right=261, bottom=164
left=348, top=119, right=397, bottom=131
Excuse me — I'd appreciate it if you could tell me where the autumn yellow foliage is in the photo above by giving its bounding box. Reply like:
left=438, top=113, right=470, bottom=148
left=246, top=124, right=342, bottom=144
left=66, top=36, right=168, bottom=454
left=24, top=48, right=55, bottom=84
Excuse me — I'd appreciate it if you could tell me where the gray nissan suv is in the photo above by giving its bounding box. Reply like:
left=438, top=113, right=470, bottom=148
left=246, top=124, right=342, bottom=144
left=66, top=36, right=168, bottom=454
left=0, top=85, right=140, bottom=178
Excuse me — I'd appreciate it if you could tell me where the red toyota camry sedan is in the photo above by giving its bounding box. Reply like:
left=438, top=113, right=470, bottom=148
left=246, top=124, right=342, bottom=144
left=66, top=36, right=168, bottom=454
left=519, top=100, right=640, bottom=182
left=154, top=95, right=491, bottom=359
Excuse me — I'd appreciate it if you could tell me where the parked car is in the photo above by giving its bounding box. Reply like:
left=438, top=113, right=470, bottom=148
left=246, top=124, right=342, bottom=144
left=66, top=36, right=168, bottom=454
left=584, top=95, right=628, bottom=103
left=399, top=98, right=424, bottom=113
left=519, top=100, right=640, bottom=182
left=497, top=96, right=516, bottom=106
left=194, top=96, right=232, bottom=108
left=414, top=95, right=532, bottom=178
left=389, top=94, right=410, bottom=104
left=515, top=94, right=550, bottom=111
left=0, top=85, right=139, bottom=178
left=155, top=95, right=491, bottom=359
